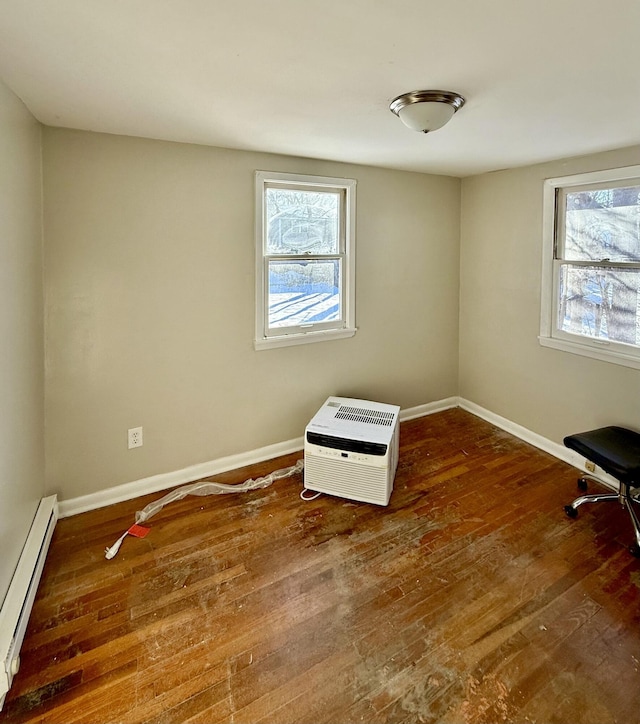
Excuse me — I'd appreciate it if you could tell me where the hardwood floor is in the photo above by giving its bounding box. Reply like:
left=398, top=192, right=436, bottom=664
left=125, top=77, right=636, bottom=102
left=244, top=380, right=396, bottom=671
left=4, top=408, right=640, bottom=723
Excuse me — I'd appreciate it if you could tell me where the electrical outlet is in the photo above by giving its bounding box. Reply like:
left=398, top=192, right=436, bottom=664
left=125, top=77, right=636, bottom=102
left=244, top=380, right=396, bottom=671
left=585, top=461, right=596, bottom=473
left=128, top=426, right=143, bottom=449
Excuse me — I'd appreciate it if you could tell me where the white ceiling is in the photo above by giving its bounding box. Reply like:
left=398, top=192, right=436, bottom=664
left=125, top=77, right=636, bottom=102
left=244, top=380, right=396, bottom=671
left=1, top=0, right=639, bottom=177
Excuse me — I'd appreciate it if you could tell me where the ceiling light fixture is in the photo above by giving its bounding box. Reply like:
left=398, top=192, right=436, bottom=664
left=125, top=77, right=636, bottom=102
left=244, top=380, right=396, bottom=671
left=389, top=90, right=466, bottom=133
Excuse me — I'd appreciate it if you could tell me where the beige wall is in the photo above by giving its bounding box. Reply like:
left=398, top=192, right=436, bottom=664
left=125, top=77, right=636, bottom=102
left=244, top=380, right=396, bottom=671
left=0, top=80, right=44, bottom=601
left=43, top=128, right=461, bottom=500
left=460, top=145, right=640, bottom=443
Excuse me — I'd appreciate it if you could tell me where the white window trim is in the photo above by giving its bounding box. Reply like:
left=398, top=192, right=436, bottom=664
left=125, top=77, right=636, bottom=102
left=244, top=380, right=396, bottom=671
left=254, top=170, right=356, bottom=351
left=540, top=165, right=640, bottom=370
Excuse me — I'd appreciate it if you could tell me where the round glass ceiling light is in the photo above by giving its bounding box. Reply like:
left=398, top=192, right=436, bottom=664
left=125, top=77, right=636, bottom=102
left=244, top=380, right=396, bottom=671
left=389, top=90, right=466, bottom=133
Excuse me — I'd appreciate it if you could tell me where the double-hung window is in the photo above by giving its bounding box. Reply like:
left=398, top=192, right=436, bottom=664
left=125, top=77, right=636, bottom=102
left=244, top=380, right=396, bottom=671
left=255, top=171, right=356, bottom=350
left=541, top=166, right=640, bottom=368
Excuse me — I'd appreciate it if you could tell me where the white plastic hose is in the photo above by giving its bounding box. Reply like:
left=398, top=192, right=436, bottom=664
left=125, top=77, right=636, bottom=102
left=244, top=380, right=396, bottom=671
left=105, top=459, right=304, bottom=560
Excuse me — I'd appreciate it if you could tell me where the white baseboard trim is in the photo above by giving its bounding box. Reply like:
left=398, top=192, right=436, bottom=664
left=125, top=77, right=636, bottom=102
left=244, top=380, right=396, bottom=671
left=59, top=394, right=618, bottom=519
left=400, top=396, right=459, bottom=422
left=58, top=437, right=304, bottom=519
left=458, top=398, right=619, bottom=491
left=0, top=495, right=58, bottom=710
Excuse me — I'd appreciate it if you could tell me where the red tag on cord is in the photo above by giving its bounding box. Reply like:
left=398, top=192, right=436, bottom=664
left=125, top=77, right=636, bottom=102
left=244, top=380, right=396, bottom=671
left=127, top=523, right=151, bottom=538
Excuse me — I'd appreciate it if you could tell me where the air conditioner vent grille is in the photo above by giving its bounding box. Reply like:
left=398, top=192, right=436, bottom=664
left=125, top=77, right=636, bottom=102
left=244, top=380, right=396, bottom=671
left=335, top=405, right=395, bottom=427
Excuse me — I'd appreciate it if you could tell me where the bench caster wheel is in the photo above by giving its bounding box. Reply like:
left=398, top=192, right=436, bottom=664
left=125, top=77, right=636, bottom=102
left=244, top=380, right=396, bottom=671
left=564, top=505, right=578, bottom=519
left=629, top=544, right=640, bottom=558
left=578, top=477, right=589, bottom=491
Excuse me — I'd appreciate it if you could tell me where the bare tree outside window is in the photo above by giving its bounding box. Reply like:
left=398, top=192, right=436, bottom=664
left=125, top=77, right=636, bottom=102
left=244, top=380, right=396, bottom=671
left=266, top=188, right=339, bottom=255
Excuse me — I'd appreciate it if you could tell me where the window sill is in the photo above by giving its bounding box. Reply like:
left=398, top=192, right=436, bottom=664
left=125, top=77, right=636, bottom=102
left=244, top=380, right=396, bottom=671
left=538, top=335, right=640, bottom=370
left=254, top=326, right=357, bottom=351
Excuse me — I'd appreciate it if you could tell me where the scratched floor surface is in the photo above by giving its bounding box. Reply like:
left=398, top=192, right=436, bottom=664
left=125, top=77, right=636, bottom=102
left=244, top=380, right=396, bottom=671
left=4, top=408, right=640, bottom=723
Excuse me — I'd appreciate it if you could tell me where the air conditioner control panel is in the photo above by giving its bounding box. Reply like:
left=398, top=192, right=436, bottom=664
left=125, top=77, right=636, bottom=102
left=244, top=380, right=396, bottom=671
left=305, top=441, right=388, bottom=467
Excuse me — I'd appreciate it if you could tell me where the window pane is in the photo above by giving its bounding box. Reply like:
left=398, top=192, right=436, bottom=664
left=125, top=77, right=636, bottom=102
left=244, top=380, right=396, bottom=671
left=558, top=264, right=640, bottom=345
left=265, top=188, right=340, bottom=255
left=268, top=259, right=341, bottom=329
left=564, top=185, right=640, bottom=262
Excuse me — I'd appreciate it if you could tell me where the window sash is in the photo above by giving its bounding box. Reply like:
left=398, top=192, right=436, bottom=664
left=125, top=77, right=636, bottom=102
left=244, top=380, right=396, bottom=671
left=551, top=261, right=640, bottom=351
left=555, top=182, right=640, bottom=264
left=264, top=183, right=345, bottom=257
left=263, top=256, right=345, bottom=337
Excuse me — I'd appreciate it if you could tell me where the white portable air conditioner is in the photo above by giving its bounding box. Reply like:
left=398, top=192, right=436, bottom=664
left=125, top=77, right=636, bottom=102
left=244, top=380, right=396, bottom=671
left=304, top=396, right=400, bottom=506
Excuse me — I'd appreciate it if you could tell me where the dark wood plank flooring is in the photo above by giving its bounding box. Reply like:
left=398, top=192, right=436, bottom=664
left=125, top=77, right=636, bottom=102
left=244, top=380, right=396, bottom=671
left=3, top=409, right=640, bottom=723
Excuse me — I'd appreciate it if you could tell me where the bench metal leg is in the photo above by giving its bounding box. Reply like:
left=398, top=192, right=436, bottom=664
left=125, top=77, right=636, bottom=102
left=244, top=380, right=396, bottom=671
left=622, top=482, right=640, bottom=554
left=564, top=491, right=618, bottom=518
left=564, top=480, right=640, bottom=557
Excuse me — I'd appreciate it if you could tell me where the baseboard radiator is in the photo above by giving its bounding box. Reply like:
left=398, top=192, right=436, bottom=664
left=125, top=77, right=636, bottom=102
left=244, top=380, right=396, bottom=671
left=0, top=495, right=58, bottom=710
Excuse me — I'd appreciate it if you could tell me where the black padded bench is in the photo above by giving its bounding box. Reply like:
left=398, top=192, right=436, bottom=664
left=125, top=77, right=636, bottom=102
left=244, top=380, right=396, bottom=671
left=563, top=426, right=640, bottom=557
